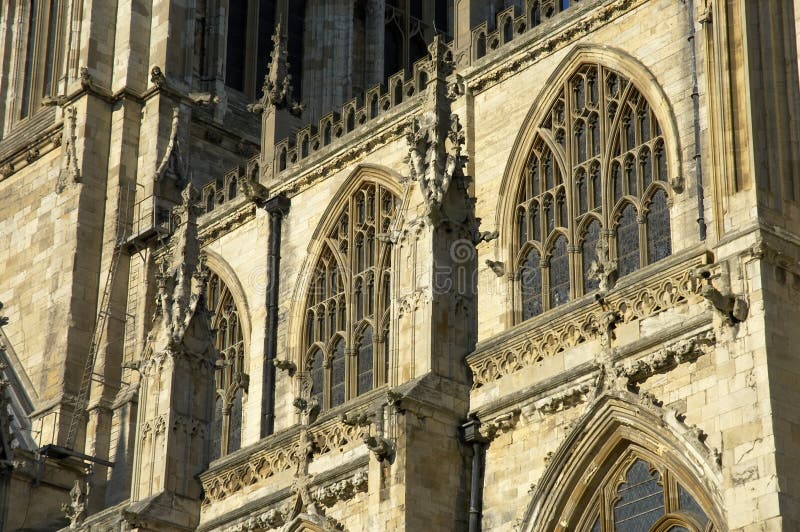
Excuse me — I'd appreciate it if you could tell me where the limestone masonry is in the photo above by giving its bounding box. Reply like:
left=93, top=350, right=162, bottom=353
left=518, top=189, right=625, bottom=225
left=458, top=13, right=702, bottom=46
left=1, top=1, right=800, bottom=531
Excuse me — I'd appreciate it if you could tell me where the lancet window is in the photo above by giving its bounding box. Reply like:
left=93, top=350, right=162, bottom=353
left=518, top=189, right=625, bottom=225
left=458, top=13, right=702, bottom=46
left=303, top=181, right=397, bottom=416
left=514, top=64, right=673, bottom=322
left=207, top=272, right=247, bottom=460
left=574, top=450, right=717, bottom=532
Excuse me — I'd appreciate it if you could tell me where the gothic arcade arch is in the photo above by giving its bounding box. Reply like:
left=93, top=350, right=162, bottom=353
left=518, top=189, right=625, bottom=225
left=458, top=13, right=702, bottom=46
left=202, top=251, right=252, bottom=460
left=287, top=164, right=407, bottom=418
left=520, top=393, right=725, bottom=532
left=496, top=47, right=683, bottom=326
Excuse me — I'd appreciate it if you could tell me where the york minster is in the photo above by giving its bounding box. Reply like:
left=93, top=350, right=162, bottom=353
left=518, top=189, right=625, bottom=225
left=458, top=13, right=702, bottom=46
left=0, top=0, right=799, bottom=530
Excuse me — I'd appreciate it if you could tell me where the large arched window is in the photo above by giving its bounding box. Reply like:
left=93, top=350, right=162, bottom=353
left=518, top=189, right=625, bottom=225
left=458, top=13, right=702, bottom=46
left=303, top=181, right=397, bottom=414
left=514, top=63, right=673, bottom=322
left=207, top=272, right=248, bottom=460
left=573, top=448, right=717, bottom=532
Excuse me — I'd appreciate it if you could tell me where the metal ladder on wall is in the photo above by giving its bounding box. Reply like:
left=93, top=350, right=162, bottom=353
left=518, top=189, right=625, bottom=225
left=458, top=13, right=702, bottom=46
left=63, top=185, right=134, bottom=450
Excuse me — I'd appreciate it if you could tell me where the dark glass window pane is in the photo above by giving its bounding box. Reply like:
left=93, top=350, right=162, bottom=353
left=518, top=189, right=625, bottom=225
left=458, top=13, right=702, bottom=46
left=544, top=154, right=554, bottom=189
left=591, top=169, right=601, bottom=210
left=382, top=325, right=390, bottom=385
left=656, top=143, right=667, bottom=181
left=626, top=157, right=637, bottom=196
left=517, top=207, right=527, bottom=244
left=255, top=1, right=276, bottom=97
left=678, top=484, right=709, bottom=526
left=521, top=249, right=542, bottom=320
left=582, top=221, right=601, bottom=294
left=575, top=121, right=586, bottom=162
left=647, top=189, right=671, bottom=264
left=557, top=190, right=567, bottom=228
left=310, top=349, right=324, bottom=410
left=577, top=173, right=587, bottom=214
left=613, top=459, right=664, bottom=532
left=43, top=0, right=59, bottom=97
left=549, top=236, right=570, bottom=308
left=287, top=0, right=305, bottom=100
left=531, top=202, right=540, bottom=242
left=590, top=116, right=600, bottom=156
left=357, top=326, right=373, bottom=395
left=625, top=114, right=635, bottom=150
left=640, top=105, right=651, bottom=142
left=330, top=341, right=346, bottom=408
left=228, top=388, right=243, bottom=453
left=574, top=77, right=585, bottom=112
left=225, top=1, right=247, bottom=91
left=591, top=516, right=601, bottom=532
left=384, top=22, right=403, bottom=77
left=616, top=204, right=640, bottom=276
left=641, top=148, right=652, bottom=188
left=667, top=527, right=690, bottom=532
left=20, top=0, right=38, bottom=118
left=612, top=162, right=623, bottom=204
left=545, top=199, right=554, bottom=235
left=531, top=156, right=540, bottom=194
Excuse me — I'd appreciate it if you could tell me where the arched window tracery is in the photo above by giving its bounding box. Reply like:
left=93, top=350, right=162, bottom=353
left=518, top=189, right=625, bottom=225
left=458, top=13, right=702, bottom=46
left=302, top=181, right=397, bottom=414
left=573, top=449, right=717, bottom=532
left=513, top=63, right=673, bottom=322
left=207, top=271, right=248, bottom=460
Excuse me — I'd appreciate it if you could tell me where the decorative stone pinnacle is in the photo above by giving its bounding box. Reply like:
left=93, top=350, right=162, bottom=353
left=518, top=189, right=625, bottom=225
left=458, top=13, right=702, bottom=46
left=247, top=23, right=304, bottom=117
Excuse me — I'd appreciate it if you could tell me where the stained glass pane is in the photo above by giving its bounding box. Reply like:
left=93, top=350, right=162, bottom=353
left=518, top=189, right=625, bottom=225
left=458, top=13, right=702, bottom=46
left=311, top=349, right=324, bottom=410
left=656, top=143, right=667, bottom=181
left=518, top=207, right=528, bottom=244
left=616, top=204, right=640, bottom=276
left=357, top=326, right=374, bottom=395
left=646, top=189, right=671, bottom=264
left=590, top=516, right=601, bottom=532
left=613, top=459, right=664, bottom=532
left=678, top=484, right=709, bottom=526
left=626, top=157, right=637, bottom=196
left=549, top=236, right=570, bottom=309
left=640, top=105, right=651, bottom=142
left=545, top=154, right=554, bottom=189
left=591, top=169, right=601, bottom=210
left=612, top=162, right=623, bottom=204
left=590, top=117, right=600, bottom=156
left=578, top=174, right=588, bottom=214
left=558, top=190, right=567, bottom=228
left=546, top=199, right=555, bottom=235
left=575, top=77, right=585, bottom=113
left=330, top=341, right=346, bottom=408
left=382, top=325, right=390, bottom=385
left=531, top=156, right=540, bottom=194
left=531, top=202, right=540, bottom=242
left=641, top=148, right=652, bottom=188
left=521, top=249, right=542, bottom=320
left=228, top=388, right=243, bottom=453
left=582, top=221, right=601, bottom=294
left=575, top=121, right=586, bottom=162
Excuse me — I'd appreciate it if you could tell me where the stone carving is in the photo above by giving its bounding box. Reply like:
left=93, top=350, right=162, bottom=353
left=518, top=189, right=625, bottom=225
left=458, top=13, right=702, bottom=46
left=405, top=112, right=466, bottom=212
left=587, top=237, right=618, bottom=298
left=61, top=479, right=89, bottom=529
left=468, top=253, right=708, bottom=388
left=79, top=66, right=94, bottom=91
left=478, top=409, right=521, bottom=441
left=154, top=106, right=188, bottom=184
left=56, top=106, right=81, bottom=193
left=150, top=65, right=166, bottom=88
left=534, top=384, right=593, bottom=415
left=312, top=471, right=368, bottom=507
left=341, top=409, right=395, bottom=462
left=274, top=359, right=297, bottom=376
left=615, top=331, right=716, bottom=384
left=247, top=23, right=303, bottom=117
left=149, top=183, right=210, bottom=353
left=691, top=265, right=748, bottom=324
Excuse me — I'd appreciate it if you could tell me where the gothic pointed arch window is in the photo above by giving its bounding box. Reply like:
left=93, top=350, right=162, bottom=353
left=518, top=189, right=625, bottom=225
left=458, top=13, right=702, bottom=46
left=207, top=271, right=248, bottom=460
left=302, top=181, right=397, bottom=414
left=571, top=447, right=718, bottom=532
left=513, top=63, right=673, bottom=322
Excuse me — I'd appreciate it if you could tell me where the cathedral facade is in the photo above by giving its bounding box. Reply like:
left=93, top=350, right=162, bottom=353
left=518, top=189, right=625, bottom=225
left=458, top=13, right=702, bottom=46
left=1, top=1, right=800, bottom=530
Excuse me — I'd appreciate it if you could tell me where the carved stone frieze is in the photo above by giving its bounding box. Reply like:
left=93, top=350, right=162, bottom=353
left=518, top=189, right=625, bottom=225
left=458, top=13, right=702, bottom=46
left=534, top=383, right=593, bottom=415
left=468, top=251, right=709, bottom=388
left=478, top=409, right=521, bottom=441
left=312, top=471, right=368, bottom=507
left=614, top=331, right=716, bottom=385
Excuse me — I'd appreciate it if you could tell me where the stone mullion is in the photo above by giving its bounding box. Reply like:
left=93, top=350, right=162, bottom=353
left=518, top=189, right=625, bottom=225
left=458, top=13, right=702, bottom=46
left=345, top=347, right=357, bottom=402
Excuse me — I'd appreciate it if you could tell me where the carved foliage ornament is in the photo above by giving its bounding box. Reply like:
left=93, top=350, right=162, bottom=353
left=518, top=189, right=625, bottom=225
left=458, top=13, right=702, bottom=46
left=405, top=111, right=466, bottom=212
